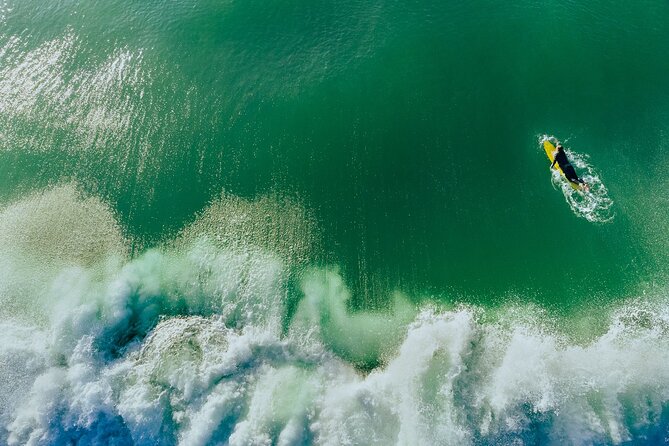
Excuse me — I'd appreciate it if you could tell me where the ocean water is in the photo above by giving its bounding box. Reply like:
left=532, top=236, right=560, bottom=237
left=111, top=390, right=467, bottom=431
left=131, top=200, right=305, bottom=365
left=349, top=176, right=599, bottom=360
left=2, top=1, right=669, bottom=444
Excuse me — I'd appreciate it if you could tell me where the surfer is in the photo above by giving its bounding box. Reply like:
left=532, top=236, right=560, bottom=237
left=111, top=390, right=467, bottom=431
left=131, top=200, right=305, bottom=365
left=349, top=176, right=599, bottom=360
left=551, top=143, right=590, bottom=192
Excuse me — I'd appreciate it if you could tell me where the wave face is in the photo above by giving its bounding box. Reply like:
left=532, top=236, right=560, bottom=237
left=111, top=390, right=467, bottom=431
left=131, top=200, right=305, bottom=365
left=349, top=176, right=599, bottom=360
left=3, top=1, right=669, bottom=445
left=1, top=187, right=669, bottom=446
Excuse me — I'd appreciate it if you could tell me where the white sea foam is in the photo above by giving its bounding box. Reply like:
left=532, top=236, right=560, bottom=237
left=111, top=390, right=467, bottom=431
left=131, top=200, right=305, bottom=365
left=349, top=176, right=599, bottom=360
left=1, top=186, right=668, bottom=445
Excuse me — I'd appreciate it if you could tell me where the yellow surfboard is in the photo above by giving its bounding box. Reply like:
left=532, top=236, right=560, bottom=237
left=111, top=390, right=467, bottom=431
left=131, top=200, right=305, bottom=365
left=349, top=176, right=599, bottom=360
left=543, top=140, right=582, bottom=191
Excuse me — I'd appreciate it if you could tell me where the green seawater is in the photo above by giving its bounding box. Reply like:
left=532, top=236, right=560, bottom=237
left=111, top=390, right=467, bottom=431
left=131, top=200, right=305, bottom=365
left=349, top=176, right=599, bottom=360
left=2, top=0, right=669, bottom=307
left=2, top=1, right=669, bottom=444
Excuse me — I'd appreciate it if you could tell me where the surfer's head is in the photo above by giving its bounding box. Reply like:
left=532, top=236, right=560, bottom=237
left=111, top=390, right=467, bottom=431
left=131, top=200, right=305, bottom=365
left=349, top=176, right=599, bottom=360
left=556, top=143, right=564, bottom=151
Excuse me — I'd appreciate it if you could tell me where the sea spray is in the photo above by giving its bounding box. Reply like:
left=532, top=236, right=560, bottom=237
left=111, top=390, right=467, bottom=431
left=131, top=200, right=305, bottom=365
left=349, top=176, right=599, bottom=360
left=6, top=285, right=669, bottom=445
left=2, top=186, right=669, bottom=445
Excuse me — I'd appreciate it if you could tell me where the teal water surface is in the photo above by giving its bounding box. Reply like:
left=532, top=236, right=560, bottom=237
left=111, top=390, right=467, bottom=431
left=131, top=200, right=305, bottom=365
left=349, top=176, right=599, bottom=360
left=2, top=1, right=669, bottom=444
left=2, top=0, right=669, bottom=304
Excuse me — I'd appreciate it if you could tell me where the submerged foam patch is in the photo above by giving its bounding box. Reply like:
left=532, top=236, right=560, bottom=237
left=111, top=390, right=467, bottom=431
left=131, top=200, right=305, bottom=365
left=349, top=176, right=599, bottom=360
left=0, top=184, right=127, bottom=323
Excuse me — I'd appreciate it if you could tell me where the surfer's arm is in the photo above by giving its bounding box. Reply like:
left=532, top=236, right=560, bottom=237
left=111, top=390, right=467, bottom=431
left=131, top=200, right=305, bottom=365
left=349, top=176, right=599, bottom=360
left=550, top=158, right=557, bottom=168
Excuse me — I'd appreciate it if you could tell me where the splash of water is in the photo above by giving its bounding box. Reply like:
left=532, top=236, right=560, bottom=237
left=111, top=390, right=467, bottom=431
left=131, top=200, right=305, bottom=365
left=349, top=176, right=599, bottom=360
left=541, top=135, right=614, bottom=223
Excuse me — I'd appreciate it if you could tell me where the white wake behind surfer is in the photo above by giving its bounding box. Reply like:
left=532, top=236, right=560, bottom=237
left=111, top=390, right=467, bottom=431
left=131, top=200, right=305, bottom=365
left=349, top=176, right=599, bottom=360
left=550, top=142, right=590, bottom=192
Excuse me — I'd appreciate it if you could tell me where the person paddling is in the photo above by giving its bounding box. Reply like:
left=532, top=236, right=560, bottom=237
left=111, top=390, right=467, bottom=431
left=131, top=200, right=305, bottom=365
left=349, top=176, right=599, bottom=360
left=551, top=143, right=589, bottom=192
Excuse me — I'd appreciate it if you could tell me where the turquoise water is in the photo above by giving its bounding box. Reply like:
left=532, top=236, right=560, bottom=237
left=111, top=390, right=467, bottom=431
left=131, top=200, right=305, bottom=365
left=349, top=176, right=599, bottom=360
left=2, top=1, right=669, bottom=444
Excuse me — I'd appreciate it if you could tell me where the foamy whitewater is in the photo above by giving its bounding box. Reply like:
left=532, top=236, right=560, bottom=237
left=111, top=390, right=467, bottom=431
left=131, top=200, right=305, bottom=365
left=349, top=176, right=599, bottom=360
left=1, top=185, right=668, bottom=446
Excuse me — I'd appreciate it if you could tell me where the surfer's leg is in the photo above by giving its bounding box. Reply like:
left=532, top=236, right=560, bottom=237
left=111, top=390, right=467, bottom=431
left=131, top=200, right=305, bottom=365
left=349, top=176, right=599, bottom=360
left=563, top=166, right=580, bottom=183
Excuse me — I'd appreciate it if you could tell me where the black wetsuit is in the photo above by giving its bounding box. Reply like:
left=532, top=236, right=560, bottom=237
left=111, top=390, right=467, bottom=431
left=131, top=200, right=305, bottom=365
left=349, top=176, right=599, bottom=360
left=552, top=150, right=583, bottom=184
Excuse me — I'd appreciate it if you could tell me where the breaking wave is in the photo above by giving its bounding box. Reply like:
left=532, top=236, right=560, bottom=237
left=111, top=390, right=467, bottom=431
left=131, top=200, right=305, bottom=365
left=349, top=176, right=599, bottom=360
left=1, top=186, right=668, bottom=446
